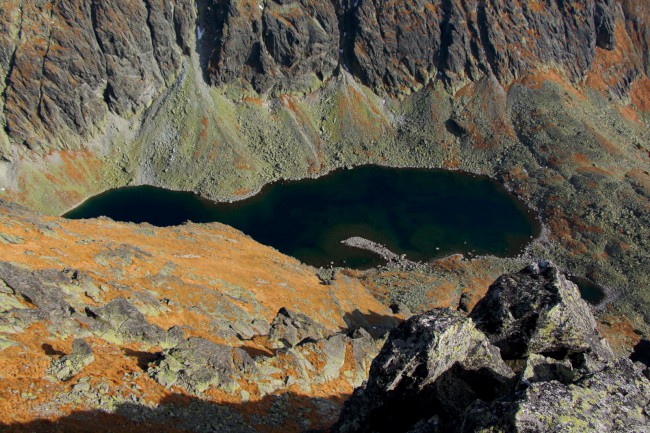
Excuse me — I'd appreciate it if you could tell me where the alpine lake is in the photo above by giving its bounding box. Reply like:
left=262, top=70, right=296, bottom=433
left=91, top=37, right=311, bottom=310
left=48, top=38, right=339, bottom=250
left=65, top=166, right=541, bottom=270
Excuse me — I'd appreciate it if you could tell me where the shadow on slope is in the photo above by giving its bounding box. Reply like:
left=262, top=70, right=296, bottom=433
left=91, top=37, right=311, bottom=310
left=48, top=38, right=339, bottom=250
left=0, top=391, right=344, bottom=433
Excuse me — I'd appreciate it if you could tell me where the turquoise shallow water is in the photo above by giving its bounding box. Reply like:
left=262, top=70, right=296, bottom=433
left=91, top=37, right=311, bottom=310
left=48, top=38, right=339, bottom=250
left=64, top=166, right=541, bottom=269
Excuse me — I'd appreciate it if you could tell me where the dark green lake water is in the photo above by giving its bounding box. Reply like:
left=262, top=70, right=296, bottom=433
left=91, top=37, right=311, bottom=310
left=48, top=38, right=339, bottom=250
left=568, top=276, right=607, bottom=305
left=64, top=166, right=540, bottom=269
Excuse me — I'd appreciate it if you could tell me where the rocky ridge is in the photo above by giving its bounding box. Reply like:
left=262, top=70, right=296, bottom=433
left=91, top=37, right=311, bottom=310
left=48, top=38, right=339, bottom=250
left=332, top=262, right=649, bottom=433
left=0, top=199, right=396, bottom=431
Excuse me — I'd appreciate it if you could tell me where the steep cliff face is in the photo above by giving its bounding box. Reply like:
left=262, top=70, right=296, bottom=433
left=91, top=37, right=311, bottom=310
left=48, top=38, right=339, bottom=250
left=348, top=0, right=617, bottom=93
left=0, top=0, right=194, bottom=154
left=198, top=0, right=340, bottom=94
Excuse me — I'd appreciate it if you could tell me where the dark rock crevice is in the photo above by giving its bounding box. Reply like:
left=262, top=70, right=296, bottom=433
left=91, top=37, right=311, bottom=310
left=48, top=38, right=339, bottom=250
left=1, top=2, right=24, bottom=139
left=36, top=6, right=54, bottom=136
left=476, top=1, right=498, bottom=78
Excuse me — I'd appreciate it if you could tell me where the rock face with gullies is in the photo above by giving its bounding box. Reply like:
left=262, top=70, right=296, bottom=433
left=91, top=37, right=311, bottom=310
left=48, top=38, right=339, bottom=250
left=2, top=0, right=642, bottom=158
left=347, top=0, right=619, bottom=95
left=198, top=0, right=340, bottom=94
left=0, top=0, right=195, bottom=152
left=332, top=262, right=650, bottom=433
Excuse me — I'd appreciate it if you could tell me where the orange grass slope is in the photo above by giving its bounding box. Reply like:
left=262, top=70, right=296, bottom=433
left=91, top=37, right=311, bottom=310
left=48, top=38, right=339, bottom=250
left=0, top=200, right=394, bottom=430
left=0, top=201, right=391, bottom=332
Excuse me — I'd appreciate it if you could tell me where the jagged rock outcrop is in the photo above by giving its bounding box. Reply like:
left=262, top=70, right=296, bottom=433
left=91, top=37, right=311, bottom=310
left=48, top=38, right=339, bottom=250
left=199, top=0, right=340, bottom=94
left=148, top=337, right=256, bottom=394
left=469, top=261, right=614, bottom=368
left=267, top=307, right=328, bottom=349
left=347, top=0, right=619, bottom=94
left=86, top=297, right=184, bottom=348
left=332, top=262, right=650, bottom=433
left=0, top=262, right=73, bottom=321
left=331, top=309, right=516, bottom=433
left=47, top=338, right=94, bottom=381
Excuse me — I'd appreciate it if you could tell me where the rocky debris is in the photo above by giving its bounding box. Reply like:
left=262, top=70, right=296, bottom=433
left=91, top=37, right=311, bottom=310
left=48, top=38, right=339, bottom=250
left=228, top=317, right=270, bottom=341
left=389, top=303, right=412, bottom=317
left=469, top=261, right=614, bottom=368
left=47, top=338, right=94, bottom=381
left=267, top=307, right=328, bottom=349
left=332, top=262, right=650, bottom=433
left=341, top=237, right=400, bottom=263
left=148, top=337, right=255, bottom=394
left=86, top=298, right=183, bottom=348
left=256, top=324, right=383, bottom=396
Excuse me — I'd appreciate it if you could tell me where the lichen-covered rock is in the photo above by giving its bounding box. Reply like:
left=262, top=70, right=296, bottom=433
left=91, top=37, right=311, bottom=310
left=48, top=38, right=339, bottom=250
left=267, top=307, right=328, bottom=349
left=256, top=325, right=383, bottom=396
left=47, top=338, right=94, bottom=381
left=331, top=309, right=515, bottom=433
left=332, top=263, right=650, bottom=433
left=148, top=337, right=256, bottom=394
left=0, top=262, right=72, bottom=320
left=516, top=359, right=649, bottom=432
left=465, top=359, right=650, bottom=433
left=86, top=297, right=183, bottom=348
left=469, top=261, right=614, bottom=365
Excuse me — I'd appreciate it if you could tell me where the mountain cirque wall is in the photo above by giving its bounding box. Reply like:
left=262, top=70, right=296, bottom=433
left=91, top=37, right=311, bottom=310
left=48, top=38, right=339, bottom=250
left=0, top=0, right=644, bottom=156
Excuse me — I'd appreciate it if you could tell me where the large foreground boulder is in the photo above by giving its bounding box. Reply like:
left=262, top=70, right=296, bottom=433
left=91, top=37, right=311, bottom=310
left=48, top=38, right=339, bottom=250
left=469, top=261, right=614, bottom=365
left=332, top=309, right=515, bottom=433
left=86, top=298, right=184, bottom=348
left=267, top=307, right=328, bottom=349
left=332, top=262, right=650, bottom=433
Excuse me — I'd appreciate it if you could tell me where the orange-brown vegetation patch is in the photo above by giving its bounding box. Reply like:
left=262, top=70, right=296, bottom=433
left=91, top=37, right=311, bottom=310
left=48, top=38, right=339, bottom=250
left=630, top=76, right=650, bottom=113
left=598, top=312, right=643, bottom=358
left=0, top=206, right=391, bottom=333
left=7, top=148, right=104, bottom=213
left=519, top=70, right=586, bottom=101
left=0, top=202, right=396, bottom=430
